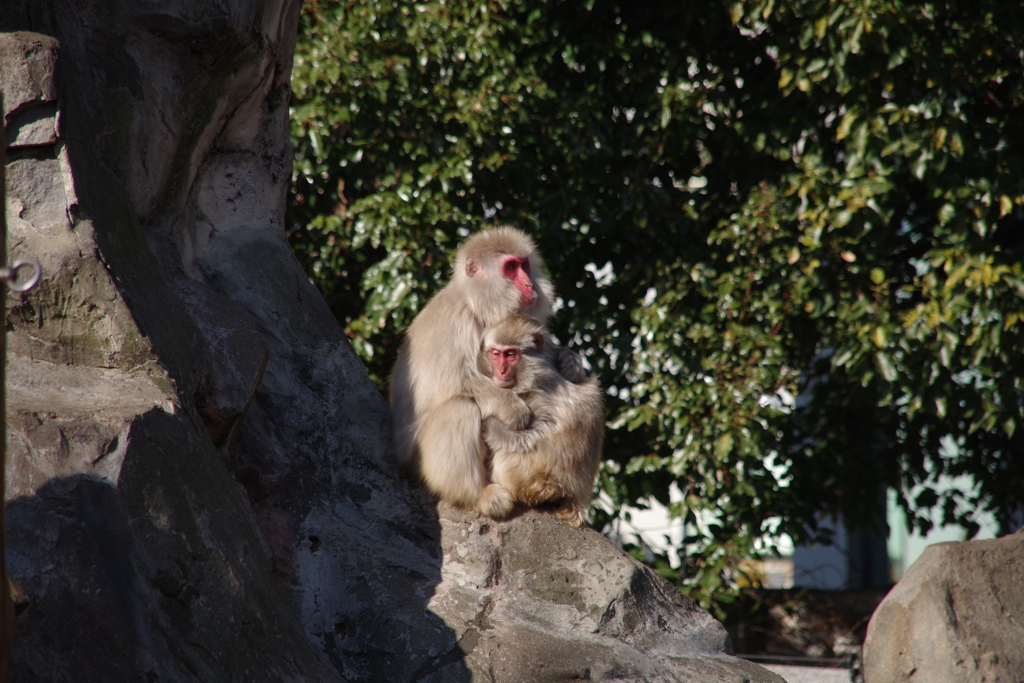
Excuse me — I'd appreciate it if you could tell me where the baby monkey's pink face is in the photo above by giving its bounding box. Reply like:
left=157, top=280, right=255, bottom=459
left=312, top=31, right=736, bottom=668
left=487, top=345, right=521, bottom=388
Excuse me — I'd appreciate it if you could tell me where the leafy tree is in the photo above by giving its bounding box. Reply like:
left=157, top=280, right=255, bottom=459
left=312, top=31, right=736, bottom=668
left=289, top=0, right=1024, bottom=610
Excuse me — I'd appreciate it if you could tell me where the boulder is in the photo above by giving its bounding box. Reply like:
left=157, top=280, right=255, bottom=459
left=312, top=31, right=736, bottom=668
left=433, top=505, right=778, bottom=682
left=862, top=530, right=1024, bottom=683
left=1, top=3, right=782, bottom=682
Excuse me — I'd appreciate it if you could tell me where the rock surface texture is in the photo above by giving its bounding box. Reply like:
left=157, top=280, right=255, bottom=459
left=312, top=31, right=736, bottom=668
left=862, top=529, right=1024, bottom=683
left=433, top=506, right=777, bottom=682
left=1, top=3, right=781, bottom=682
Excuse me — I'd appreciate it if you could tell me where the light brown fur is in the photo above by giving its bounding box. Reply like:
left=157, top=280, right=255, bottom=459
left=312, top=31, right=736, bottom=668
left=391, top=227, right=585, bottom=508
left=476, top=317, right=604, bottom=527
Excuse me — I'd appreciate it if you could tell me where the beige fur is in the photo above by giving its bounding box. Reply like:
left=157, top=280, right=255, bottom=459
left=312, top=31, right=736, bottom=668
left=476, top=317, right=604, bottom=527
left=390, top=227, right=558, bottom=508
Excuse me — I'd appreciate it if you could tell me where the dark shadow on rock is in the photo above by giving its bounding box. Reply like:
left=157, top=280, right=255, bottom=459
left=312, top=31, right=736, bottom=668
left=6, top=408, right=342, bottom=683
left=7, top=479, right=144, bottom=683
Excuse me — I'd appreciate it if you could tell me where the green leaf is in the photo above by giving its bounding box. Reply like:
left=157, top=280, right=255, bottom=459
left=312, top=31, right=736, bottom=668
left=836, top=112, right=856, bottom=141
left=871, top=327, right=887, bottom=348
left=714, top=432, right=734, bottom=461
left=875, top=352, right=897, bottom=382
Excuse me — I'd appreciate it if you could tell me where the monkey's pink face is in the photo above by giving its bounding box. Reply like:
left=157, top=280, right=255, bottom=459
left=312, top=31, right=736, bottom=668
left=489, top=346, right=520, bottom=388
left=501, top=256, right=536, bottom=307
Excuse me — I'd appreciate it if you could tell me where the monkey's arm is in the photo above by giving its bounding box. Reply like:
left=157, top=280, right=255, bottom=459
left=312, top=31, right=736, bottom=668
left=482, top=413, right=557, bottom=454
left=467, top=375, right=533, bottom=430
left=551, top=347, right=587, bottom=383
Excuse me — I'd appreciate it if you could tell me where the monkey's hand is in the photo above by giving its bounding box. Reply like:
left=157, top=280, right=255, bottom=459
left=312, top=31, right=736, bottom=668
left=483, top=415, right=546, bottom=454
left=494, top=394, right=533, bottom=431
left=554, top=347, right=587, bottom=383
left=469, top=373, right=532, bottom=429
left=483, top=416, right=518, bottom=452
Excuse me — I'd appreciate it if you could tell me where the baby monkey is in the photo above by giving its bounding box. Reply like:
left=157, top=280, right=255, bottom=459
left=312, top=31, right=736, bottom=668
left=476, top=316, right=604, bottom=528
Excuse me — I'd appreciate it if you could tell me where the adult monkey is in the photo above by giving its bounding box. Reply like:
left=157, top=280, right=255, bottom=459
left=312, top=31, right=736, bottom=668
left=476, top=316, right=604, bottom=528
left=390, top=226, right=583, bottom=509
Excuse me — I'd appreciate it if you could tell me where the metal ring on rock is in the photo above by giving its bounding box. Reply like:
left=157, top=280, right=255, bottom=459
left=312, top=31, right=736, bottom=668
left=2, top=258, right=42, bottom=292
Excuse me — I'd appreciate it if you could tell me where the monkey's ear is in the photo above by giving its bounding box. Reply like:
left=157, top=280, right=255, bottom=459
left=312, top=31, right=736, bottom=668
left=466, top=258, right=479, bottom=277
left=532, top=332, right=545, bottom=349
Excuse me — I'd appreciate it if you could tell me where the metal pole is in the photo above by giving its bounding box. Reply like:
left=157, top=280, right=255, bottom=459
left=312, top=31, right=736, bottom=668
left=0, top=91, right=15, bottom=683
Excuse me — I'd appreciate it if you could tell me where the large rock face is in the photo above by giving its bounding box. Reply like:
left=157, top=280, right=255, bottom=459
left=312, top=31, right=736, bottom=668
left=1, top=3, right=781, bottom=682
left=862, top=530, right=1024, bottom=683
left=2, top=22, right=344, bottom=683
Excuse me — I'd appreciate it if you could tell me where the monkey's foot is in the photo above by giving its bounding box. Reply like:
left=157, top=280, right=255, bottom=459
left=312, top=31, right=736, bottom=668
left=555, top=503, right=587, bottom=528
left=519, top=480, right=566, bottom=507
left=478, top=483, right=514, bottom=519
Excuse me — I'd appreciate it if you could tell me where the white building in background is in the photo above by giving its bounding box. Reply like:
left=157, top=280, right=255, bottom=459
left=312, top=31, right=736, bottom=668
left=601, top=484, right=687, bottom=567
left=608, top=478, right=1002, bottom=590
left=788, top=488, right=1000, bottom=590
left=884, top=482, right=1001, bottom=582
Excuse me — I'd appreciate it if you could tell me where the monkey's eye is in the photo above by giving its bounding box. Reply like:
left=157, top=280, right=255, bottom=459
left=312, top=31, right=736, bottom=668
left=504, top=350, right=518, bottom=360
left=504, top=260, right=518, bottom=272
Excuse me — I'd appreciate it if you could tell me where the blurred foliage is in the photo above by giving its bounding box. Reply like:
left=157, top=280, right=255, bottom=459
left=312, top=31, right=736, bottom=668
left=289, top=0, right=1024, bottom=611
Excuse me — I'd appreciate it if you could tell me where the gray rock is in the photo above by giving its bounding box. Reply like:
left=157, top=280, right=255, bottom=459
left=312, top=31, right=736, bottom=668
left=0, top=32, right=59, bottom=148
left=862, top=530, right=1024, bottom=683
left=3, top=19, right=344, bottom=682
left=2, top=4, right=783, bottom=682
left=432, top=505, right=781, bottom=682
